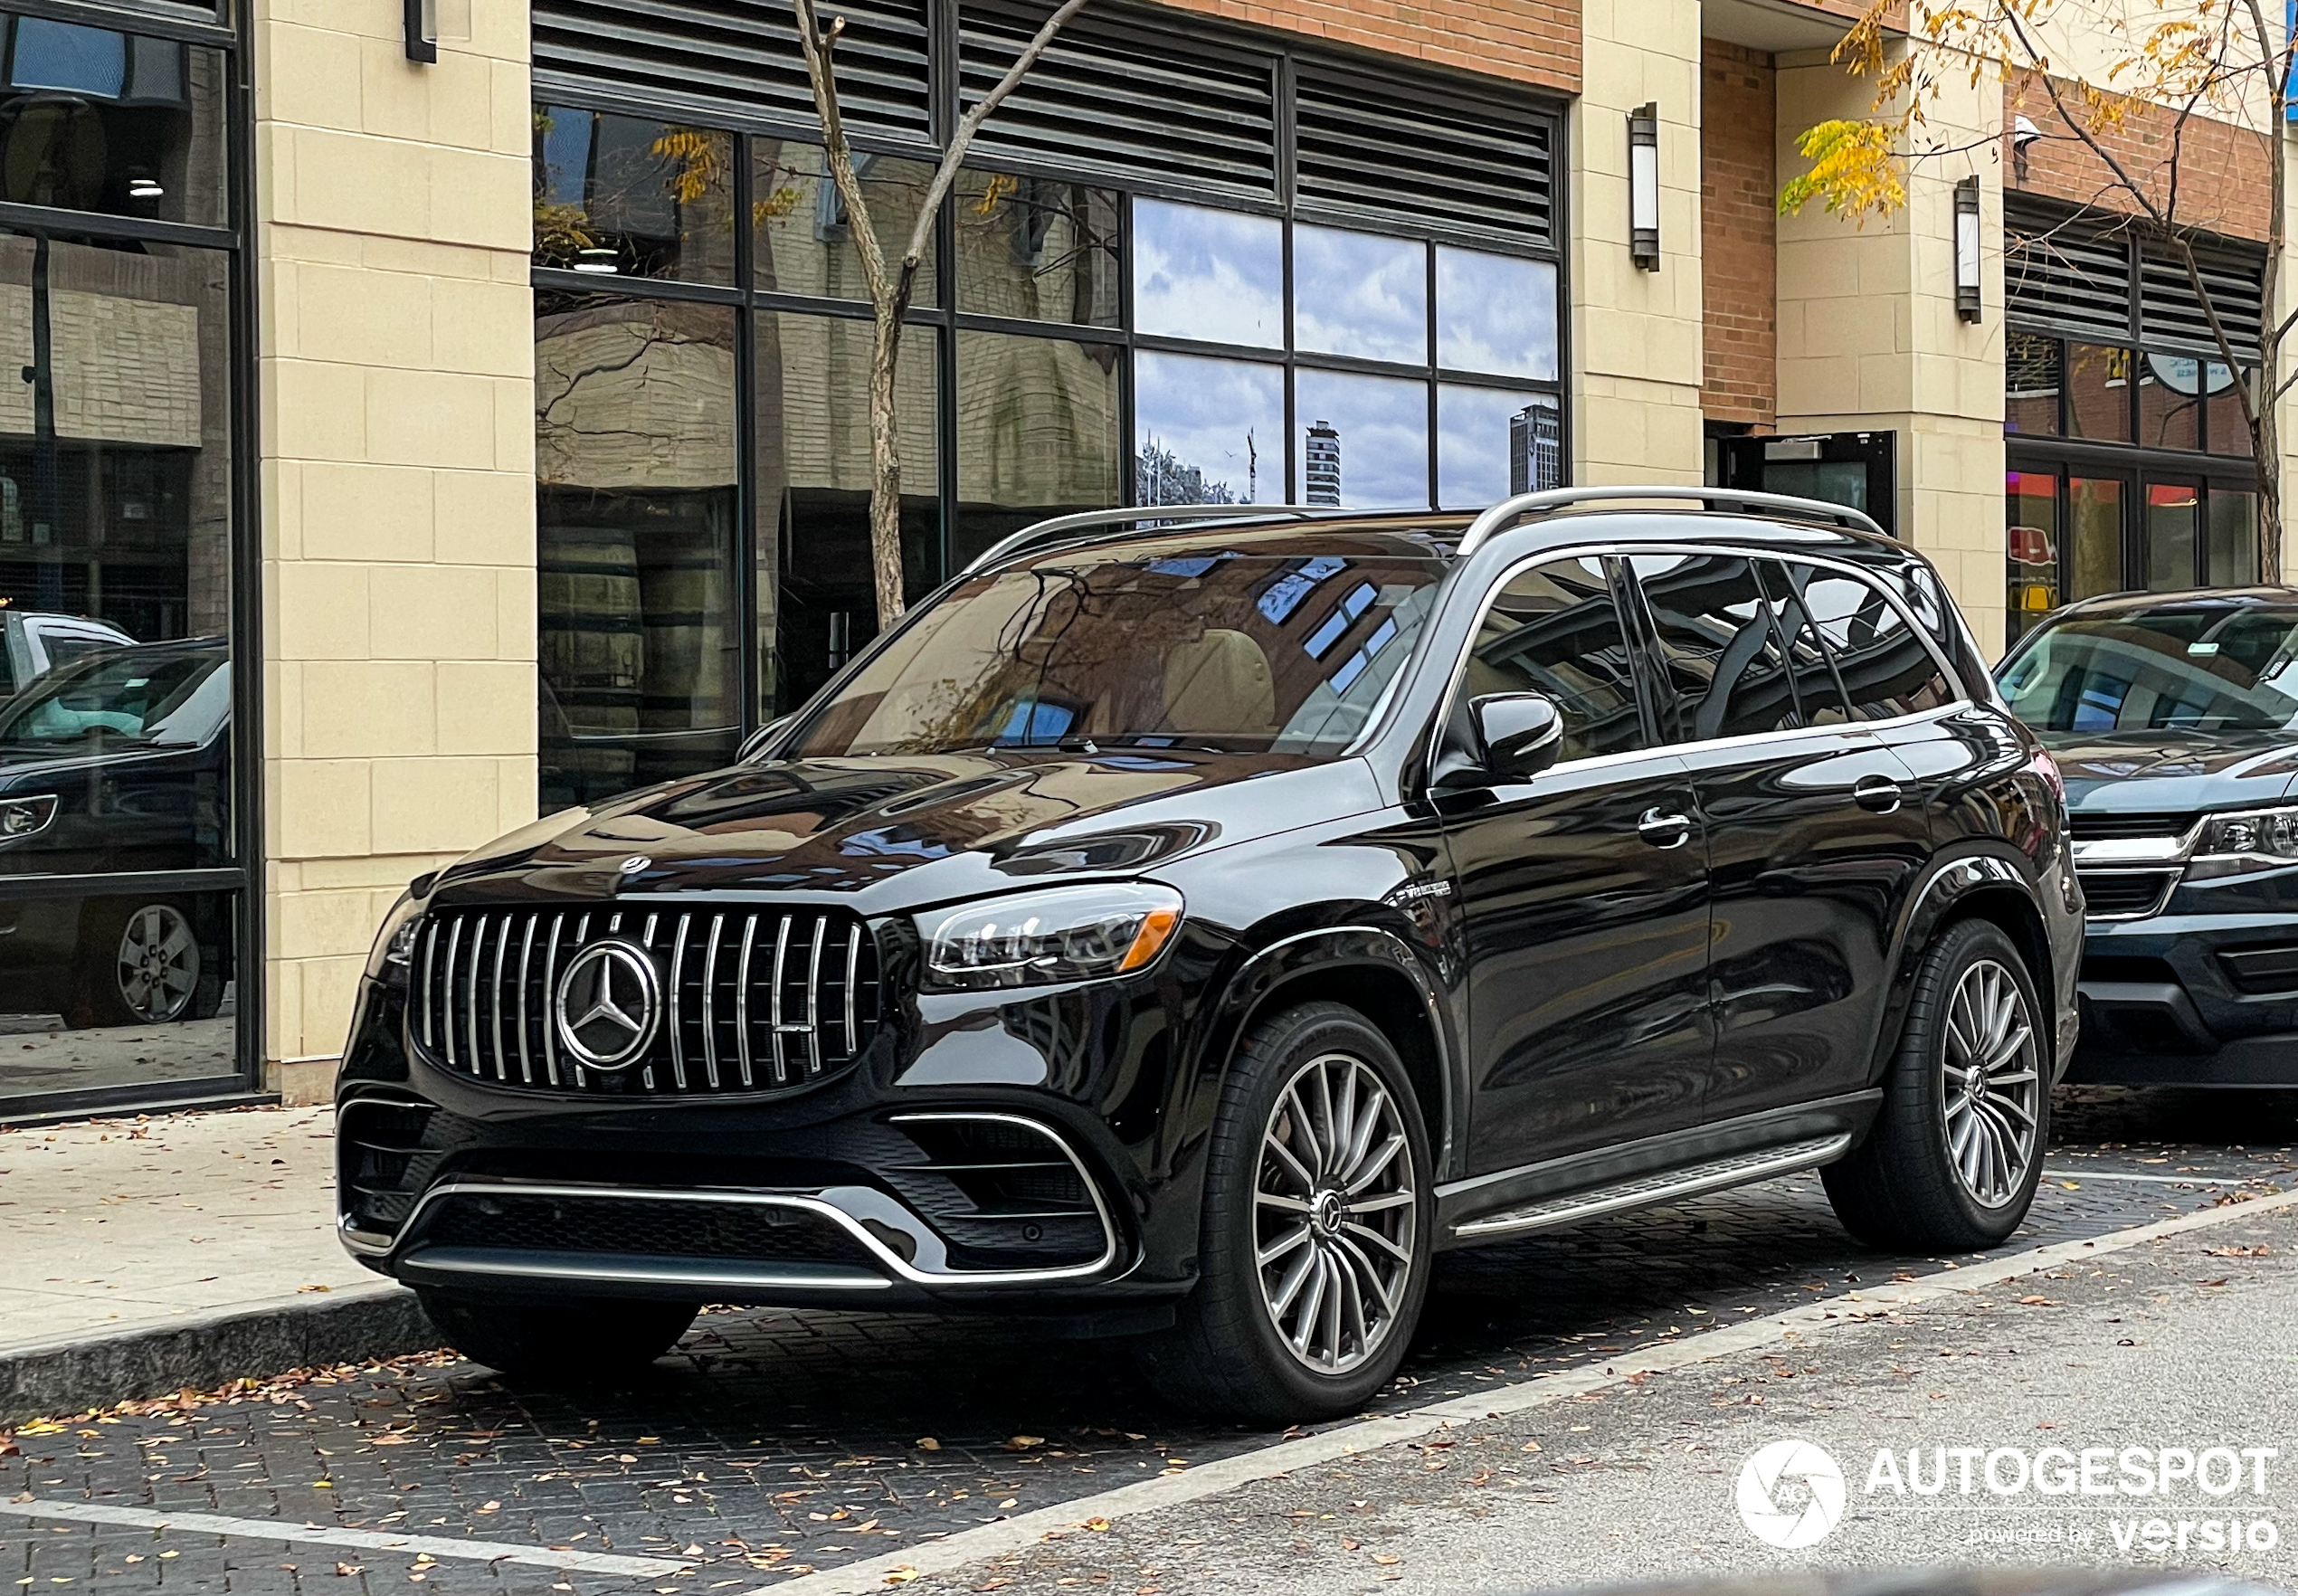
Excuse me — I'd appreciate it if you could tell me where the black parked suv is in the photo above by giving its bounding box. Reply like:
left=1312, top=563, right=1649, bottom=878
left=1999, top=587, right=2298, bottom=1083
left=338, top=489, right=2080, bottom=1420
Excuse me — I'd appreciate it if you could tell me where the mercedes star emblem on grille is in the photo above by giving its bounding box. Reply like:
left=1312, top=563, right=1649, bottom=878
left=553, top=941, right=660, bottom=1070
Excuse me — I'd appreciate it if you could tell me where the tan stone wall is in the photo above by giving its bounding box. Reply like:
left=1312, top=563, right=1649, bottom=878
left=1777, top=43, right=2008, bottom=656
left=256, top=0, right=535, bottom=1098
left=1571, top=0, right=1704, bottom=485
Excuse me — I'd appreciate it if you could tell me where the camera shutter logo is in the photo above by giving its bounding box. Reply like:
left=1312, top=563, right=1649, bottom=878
left=554, top=941, right=660, bottom=1070
left=1736, top=1439, right=1847, bottom=1549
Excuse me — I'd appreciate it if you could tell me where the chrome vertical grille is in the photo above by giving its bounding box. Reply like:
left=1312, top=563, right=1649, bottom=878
left=412, top=906, right=881, bottom=1097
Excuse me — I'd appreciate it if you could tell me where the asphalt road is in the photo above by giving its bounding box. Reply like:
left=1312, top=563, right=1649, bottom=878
left=5, top=1086, right=2297, bottom=1596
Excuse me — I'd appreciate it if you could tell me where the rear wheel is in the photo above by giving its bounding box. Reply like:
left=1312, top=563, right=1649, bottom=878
left=1824, top=917, right=2048, bottom=1251
left=1143, top=1002, right=1431, bottom=1423
left=417, top=1291, right=698, bottom=1384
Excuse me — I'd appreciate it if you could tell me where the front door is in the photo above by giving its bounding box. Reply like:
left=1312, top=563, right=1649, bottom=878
left=1437, top=555, right=1714, bottom=1173
left=1625, top=552, right=1932, bottom=1122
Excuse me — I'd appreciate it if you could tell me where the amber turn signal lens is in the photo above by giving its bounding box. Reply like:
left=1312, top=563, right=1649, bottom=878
left=1118, top=905, right=1182, bottom=972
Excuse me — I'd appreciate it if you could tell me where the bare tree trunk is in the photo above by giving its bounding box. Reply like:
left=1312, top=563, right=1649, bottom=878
left=793, top=0, right=1091, bottom=635
left=867, top=306, right=907, bottom=627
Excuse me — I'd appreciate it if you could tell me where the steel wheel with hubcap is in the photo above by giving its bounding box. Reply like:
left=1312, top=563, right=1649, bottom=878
left=67, top=897, right=223, bottom=1029
left=1255, top=1051, right=1418, bottom=1374
left=1144, top=1001, right=1432, bottom=1422
left=116, top=904, right=202, bottom=1023
left=1824, top=917, right=2050, bottom=1251
left=1941, top=956, right=2041, bottom=1207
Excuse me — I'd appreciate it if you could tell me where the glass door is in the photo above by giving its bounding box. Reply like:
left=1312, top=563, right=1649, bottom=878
left=2142, top=478, right=2203, bottom=592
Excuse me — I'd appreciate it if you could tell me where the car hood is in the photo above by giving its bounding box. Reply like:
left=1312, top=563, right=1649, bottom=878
left=2034, top=726, right=2298, bottom=814
left=432, top=749, right=1384, bottom=917
left=0, top=739, right=205, bottom=790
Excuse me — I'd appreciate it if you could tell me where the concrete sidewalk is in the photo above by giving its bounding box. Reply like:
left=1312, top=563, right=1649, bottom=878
left=0, top=1106, right=436, bottom=1423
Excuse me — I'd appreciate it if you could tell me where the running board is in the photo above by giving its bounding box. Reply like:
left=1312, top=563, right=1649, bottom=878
left=1449, top=1134, right=1854, bottom=1240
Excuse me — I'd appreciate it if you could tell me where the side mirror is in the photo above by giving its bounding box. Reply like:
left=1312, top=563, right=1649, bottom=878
left=1469, top=692, right=1564, bottom=784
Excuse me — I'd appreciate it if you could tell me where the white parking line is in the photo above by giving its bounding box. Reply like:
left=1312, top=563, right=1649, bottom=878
left=745, top=1185, right=2298, bottom=1596
left=2044, top=1168, right=2280, bottom=1184
left=0, top=1498, right=689, bottom=1577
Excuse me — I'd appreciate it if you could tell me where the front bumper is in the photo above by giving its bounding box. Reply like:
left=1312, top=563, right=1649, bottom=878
left=335, top=926, right=1215, bottom=1308
left=2070, top=873, right=2298, bottom=1083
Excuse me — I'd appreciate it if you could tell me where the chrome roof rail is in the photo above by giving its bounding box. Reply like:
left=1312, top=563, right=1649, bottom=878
left=1455, top=486, right=1886, bottom=558
left=961, top=503, right=1335, bottom=576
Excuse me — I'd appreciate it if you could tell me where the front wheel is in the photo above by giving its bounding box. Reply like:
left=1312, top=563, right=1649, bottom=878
left=1824, top=917, right=2049, bottom=1251
left=417, top=1291, right=698, bottom=1384
left=1143, top=1001, right=1432, bottom=1423
left=66, top=898, right=223, bottom=1028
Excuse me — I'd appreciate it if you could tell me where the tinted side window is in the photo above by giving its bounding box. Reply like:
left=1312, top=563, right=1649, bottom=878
left=1631, top=554, right=1798, bottom=740
left=1793, top=564, right=1956, bottom=720
left=1756, top=560, right=1854, bottom=726
left=1866, top=557, right=1983, bottom=698
left=1458, top=556, right=1647, bottom=763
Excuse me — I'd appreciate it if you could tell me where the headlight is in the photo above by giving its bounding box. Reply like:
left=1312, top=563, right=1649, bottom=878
left=2186, top=806, right=2298, bottom=881
left=918, top=883, right=1184, bottom=991
left=0, top=793, right=57, bottom=844
left=365, top=888, right=427, bottom=982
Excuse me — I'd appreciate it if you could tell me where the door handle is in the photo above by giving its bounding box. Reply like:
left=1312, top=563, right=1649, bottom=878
left=1853, top=774, right=1904, bottom=813
left=1638, top=807, right=1693, bottom=849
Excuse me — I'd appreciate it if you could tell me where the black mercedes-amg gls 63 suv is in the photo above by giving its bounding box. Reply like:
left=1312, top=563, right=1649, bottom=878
left=337, top=488, right=2080, bottom=1420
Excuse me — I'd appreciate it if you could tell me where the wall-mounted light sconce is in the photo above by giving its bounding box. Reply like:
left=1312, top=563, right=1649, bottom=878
left=404, top=0, right=437, bottom=62
left=1628, top=102, right=1659, bottom=271
left=1953, top=176, right=1981, bottom=322
left=2010, top=114, right=2041, bottom=183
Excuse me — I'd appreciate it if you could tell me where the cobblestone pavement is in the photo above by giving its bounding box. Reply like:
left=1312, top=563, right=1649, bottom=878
left=5, top=1087, right=2295, bottom=1596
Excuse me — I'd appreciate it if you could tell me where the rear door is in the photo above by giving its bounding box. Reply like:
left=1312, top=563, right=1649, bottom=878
left=1437, top=554, right=1715, bottom=1172
left=1623, top=551, right=1930, bottom=1122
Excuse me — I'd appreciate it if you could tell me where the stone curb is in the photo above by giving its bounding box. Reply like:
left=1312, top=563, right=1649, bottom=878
left=0, top=1282, right=440, bottom=1427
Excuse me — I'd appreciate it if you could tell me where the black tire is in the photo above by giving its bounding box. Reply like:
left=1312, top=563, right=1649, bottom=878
left=1142, top=1001, right=1433, bottom=1424
left=418, top=1291, right=698, bottom=1383
left=1824, top=917, right=2050, bottom=1252
left=66, top=898, right=223, bottom=1029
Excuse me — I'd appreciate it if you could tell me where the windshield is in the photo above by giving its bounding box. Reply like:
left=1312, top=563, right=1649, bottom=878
left=0, top=647, right=230, bottom=751
left=790, top=546, right=1450, bottom=759
left=1999, top=604, right=2298, bottom=734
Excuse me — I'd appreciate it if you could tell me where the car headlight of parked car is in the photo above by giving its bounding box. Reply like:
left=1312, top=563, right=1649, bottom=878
left=918, top=882, right=1183, bottom=992
left=365, top=885, right=430, bottom=983
left=2185, top=806, right=2298, bottom=881
left=0, top=793, right=57, bottom=844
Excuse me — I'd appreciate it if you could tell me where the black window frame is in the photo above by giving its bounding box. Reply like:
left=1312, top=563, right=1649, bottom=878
left=2004, top=197, right=2265, bottom=635
left=0, top=0, right=257, bottom=1123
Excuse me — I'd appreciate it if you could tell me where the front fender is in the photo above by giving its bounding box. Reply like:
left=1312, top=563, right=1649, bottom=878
left=1131, top=917, right=1462, bottom=1282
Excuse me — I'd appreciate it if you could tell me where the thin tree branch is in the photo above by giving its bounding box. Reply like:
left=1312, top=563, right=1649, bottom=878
left=899, top=0, right=1092, bottom=278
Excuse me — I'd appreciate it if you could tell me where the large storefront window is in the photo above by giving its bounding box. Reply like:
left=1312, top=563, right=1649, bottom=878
left=0, top=12, right=245, bottom=1118
left=2002, top=207, right=2266, bottom=641
left=531, top=35, right=1564, bottom=803
left=1132, top=199, right=1563, bottom=511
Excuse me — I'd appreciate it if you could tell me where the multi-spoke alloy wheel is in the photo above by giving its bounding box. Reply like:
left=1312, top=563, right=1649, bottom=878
left=1822, top=917, right=2050, bottom=1252
left=1940, top=956, right=2041, bottom=1207
left=1144, top=1001, right=1430, bottom=1420
left=117, top=904, right=202, bottom=1022
left=1254, top=1052, right=1418, bottom=1373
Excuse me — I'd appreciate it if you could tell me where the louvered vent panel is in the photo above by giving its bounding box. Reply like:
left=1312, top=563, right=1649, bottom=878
left=533, top=0, right=931, bottom=140
left=2141, top=242, right=2265, bottom=362
left=957, top=0, right=1278, bottom=199
left=1295, top=66, right=1554, bottom=246
left=2005, top=206, right=2132, bottom=343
